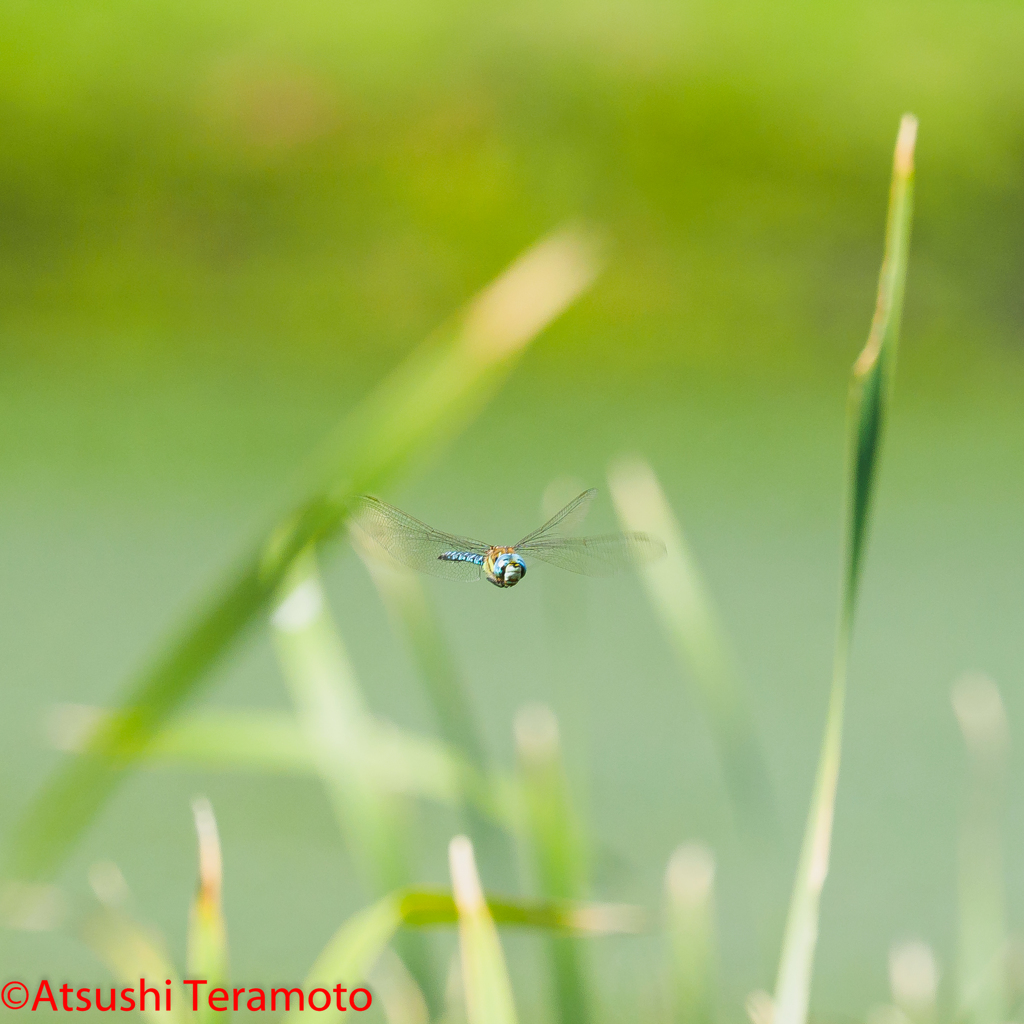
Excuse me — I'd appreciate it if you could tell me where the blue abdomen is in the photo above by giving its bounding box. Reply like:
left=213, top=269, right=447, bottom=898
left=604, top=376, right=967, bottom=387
left=439, top=551, right=485, bottom=565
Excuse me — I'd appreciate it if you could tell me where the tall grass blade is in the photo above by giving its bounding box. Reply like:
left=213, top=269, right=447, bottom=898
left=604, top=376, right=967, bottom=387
left=952, top=674, right=1009, bottom=1024
left=272, top=556, right=408, bottom=892
left=450, top=835, right=519, bottom=1024
left=352, top=529, right=516, bottom=879
left=515, top=704, right=591, bottom=1024
left=665, top=843, right=718, bottom=1024
left=608, top=458, right=774, bottom=840
left=187, top=797, right=230, bottom=1024
left=772, top=114, right=917, bottom=1024
left=7, top=229, right=600, bottom=881
left=271, top=554, right=439, bottom=1014
left=353, top=536, right=488, bottom=769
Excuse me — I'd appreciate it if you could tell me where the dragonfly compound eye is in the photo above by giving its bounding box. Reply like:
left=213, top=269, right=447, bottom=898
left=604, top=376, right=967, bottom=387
left=499, top=554, right=526, bottom=586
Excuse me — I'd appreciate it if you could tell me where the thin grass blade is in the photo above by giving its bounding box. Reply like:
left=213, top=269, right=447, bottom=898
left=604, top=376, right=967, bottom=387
left=187, top=797, right=229, bottom=1024
left=7, top=229, right=600, bottom=882
left=450, top=836, right=519, bottom=1024
left=282, top=885, right=639, bottom=1024
left=514, top=704, right=591, bottom=1024
left=271, top=554, right=439, bottom=1014
left=608, top=457, right=774, bottom=841
left=271, top=557, right=422, bottom=887
left=80, top=866, right=190, bottom=1024
left=284, top=892, right=407, bottom=1024
left=772, top=114, right=917, bottom=1024
left=398, top=889, right=645, bottom=934
left=366, top=948, right=431, bottom=1024
left=50, top=704, right=513, bottom=824
left=47, top=703, right=319, bottom=775
left=665, top=843, right=718, bottom=1024
left=952, top=674, right=1009, bottom=1024
left=352, top=529, right=517, bottom=879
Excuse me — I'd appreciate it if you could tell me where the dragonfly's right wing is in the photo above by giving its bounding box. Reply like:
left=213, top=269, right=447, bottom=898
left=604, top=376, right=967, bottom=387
left=351, top=496, right=489, bottom=581
left=514, top=488, right=597, bottom=548
left=517, top=532, right=666, bottom=576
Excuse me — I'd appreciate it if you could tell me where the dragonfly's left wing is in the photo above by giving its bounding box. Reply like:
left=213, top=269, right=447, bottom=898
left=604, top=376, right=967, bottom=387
left=516, top=532, right=666, bottom=577
left=352, top=496, right=490, bottom=581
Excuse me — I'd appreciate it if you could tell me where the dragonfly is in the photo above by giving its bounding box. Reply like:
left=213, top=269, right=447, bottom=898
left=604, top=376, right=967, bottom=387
left=352, top=488, right=665, bottom=589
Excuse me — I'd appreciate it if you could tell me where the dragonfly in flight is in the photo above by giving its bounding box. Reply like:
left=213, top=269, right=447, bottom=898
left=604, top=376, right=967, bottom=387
left=353, top=488, right=665, bottom=589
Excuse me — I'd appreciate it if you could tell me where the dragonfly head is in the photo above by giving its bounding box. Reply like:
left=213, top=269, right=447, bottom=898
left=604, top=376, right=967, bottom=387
left=489, top=550, right=527, bottom=588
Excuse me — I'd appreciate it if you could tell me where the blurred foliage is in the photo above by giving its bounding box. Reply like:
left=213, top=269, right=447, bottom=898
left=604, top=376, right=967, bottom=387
left=2, top=0, right=1023, bottom=382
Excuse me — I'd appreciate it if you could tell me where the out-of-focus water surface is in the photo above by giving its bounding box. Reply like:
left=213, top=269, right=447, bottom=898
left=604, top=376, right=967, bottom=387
left=3, top=0, right=1024, bottom=1017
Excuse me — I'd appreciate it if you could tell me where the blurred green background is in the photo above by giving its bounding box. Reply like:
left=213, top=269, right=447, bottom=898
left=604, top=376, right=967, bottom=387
left=3, top=0, right=1024, bottom=1019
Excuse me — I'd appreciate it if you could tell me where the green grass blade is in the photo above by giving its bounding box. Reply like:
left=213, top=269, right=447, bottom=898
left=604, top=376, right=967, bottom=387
left=352, top=533, right=517, bottom=879
left=952, top=674, right=1009, bottom=1024
left=271, top=554, right=440, bottom=1014
left=514, top=704, right=591, bottom=1024
left=79, top=868, right=191, bottom=1024
left=772, top=114, right=917, bottom=1024
left=449, top=835, right=519, bottom=1024
left=282, top=886, right=638, bottom=1024
left=284, top=892, right=407, bottom=1024
left=79, top=913, right=191, bottom=1024
left=398, top=889, right=645, bottom=933
left=49, top=704, right=515, bottom=825
left=186, top=797, right=230, bottom=1024
left=6, top=229, right=600, bottom=882
left=48, top=704, right=320, bottom=775
left=271, top=557, right=428, bottom=889
left=664, top=843, right=718, bottom=1024
left=365, top=949, right=431, bottom=1024
left=353, top=537, right=489, bottom=769
left=133, top=712, right=317, bottom=776
left=608, top=457, right=775, bottom=841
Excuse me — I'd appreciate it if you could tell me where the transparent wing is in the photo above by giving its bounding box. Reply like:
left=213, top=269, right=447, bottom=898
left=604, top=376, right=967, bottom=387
left=514, top=489, right=597, bottom=548
left=516, top=532, right=666, bottom=577
left=351, top=496, right=489, bottom=582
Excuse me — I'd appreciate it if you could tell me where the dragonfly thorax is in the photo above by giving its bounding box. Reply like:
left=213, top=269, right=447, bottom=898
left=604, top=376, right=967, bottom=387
left=485, top=547, right=526, bottom=588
